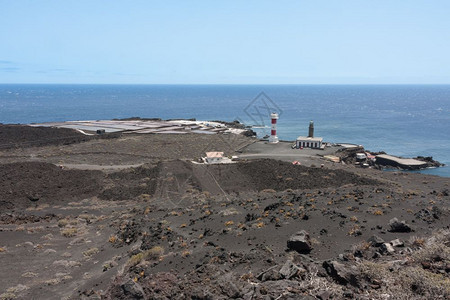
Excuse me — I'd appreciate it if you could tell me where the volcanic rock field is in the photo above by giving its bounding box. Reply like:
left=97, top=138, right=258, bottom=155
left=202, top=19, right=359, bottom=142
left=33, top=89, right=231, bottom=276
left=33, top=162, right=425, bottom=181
left=0, top=125, right=449, bottom=299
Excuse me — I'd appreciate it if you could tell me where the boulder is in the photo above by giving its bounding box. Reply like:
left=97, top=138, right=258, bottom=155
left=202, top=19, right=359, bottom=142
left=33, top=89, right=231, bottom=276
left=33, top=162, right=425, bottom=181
left=372, top=251, right=382, bottom=259
left=120, top=279, right=146, bottom=299
left=242, top=129, right=257, bottom=137
left=388, top=218, right=413, bottom=232
left=259, top=268, right=282, bottom=282
left=380, top=243, right=395, bottom=255
left=322, top=260, right=360, bottom=287
left=390, top=238, right=404, bottom=247
left=258, top=281, right=315, bottom=299
left=219, top=275, right=241, bottom=298
left=279, top=260, right=306, bottom=279
left=367, top=235, right=385, bottom=247
left=287, top=230, right=313, bottom=254
left=414, top=206, right=441, bottom=224
left=189, top=289, right=215, bottom=300
left=317, top=291, right=332, bottom=300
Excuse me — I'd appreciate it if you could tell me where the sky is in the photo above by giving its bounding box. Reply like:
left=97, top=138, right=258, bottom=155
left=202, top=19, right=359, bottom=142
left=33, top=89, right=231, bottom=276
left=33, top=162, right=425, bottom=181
left=1, top=1, right=450, bottom=84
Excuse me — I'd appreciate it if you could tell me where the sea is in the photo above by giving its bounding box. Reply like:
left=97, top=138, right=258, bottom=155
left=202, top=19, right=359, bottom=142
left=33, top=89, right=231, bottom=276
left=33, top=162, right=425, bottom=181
left=0, top=84, right=449, bottom=177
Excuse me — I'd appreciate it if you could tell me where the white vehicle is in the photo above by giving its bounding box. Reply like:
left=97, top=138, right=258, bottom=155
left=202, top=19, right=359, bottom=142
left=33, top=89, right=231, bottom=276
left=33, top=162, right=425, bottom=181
left=356, top=153, right=366, bottom=160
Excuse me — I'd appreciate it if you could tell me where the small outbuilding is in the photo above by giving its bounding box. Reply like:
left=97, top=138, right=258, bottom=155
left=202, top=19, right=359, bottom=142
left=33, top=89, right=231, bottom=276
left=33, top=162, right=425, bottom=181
left=204, top=152, right=225, bottom=164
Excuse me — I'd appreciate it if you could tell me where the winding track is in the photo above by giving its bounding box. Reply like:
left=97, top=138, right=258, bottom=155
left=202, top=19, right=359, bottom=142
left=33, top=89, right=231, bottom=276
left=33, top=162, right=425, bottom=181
left=59, top=163, right=144, bottom=171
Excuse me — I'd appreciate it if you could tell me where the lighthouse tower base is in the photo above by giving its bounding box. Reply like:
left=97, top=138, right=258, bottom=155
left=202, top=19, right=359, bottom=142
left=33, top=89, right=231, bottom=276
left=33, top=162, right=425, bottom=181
left=269, top=135, right=279, bottom=143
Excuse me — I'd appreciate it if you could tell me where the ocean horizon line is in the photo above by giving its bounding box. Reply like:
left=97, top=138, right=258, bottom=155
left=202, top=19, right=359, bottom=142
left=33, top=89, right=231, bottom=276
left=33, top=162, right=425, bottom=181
left=2, top=83, right=450, bottom=86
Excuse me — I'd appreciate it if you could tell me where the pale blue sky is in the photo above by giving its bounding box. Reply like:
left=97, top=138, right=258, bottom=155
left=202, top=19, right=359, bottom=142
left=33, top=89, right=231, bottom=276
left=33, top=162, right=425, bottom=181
left=1, top=1, right=450, bottom=84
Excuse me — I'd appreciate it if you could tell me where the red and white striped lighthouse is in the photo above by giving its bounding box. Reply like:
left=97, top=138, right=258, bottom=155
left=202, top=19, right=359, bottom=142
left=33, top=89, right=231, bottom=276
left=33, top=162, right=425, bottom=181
left=269, top=112, right=279, bottom=143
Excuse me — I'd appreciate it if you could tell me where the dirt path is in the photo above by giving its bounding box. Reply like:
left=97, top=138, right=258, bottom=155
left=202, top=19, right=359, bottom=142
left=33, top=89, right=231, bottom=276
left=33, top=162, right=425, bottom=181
left=192, top=164, right=230, bottom=197
left=60, top=163, right=144, bottom=171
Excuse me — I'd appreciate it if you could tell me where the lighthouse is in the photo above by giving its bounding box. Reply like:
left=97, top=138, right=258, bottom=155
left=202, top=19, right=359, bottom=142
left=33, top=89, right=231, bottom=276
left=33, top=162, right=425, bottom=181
left=308, top=120, right=314, bottom=138
left=269, top=113, right=279, bottom=143
left=295, top=120, right=323, bottom=149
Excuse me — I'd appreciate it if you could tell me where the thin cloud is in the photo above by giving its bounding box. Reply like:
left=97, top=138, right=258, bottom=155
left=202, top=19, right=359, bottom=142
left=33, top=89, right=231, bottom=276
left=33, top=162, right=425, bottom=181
left=0, top=61, right=20, bottom=72
left=35, top=68, right=72, bottom=74
left=0, top=67, right=20, bottom=72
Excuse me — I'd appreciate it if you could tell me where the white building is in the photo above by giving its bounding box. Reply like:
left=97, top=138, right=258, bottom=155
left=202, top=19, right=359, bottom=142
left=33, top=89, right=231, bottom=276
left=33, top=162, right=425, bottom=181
left=295, top=120, right=323, bottom=149
left=296, top=136, right=323, bottom=149
left=204, top=152, right=225, bottom=164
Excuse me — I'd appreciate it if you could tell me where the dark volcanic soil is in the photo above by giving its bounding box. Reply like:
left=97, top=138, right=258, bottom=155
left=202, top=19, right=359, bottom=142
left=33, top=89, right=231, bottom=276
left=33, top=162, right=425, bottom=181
left=0, top=162, right=102, bottom=210
left=227, top=159, right=377, bottom=191
left=99, top=162, right=449, bottom=300
left=98, top=159, right=378, bottom=201
left=0, top=125, right=96, bottom=149
left=0, top=128, right=449, bottom=300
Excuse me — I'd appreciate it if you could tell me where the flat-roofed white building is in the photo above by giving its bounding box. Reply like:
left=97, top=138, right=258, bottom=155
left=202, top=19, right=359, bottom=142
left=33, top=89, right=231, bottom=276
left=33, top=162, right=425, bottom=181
left=296, top=136, right=323, bottom=149
left=204, top=152, right=225, bottom=164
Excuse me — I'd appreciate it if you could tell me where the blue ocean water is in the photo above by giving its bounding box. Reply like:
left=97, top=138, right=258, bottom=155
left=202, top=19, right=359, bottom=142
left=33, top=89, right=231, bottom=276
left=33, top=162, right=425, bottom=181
left=0, top=84, right=449, bottom=177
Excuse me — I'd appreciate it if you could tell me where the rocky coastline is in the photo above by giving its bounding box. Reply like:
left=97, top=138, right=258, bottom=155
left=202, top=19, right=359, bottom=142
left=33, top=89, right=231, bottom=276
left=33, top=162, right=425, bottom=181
left=337, top=146, right=444, bottom=171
